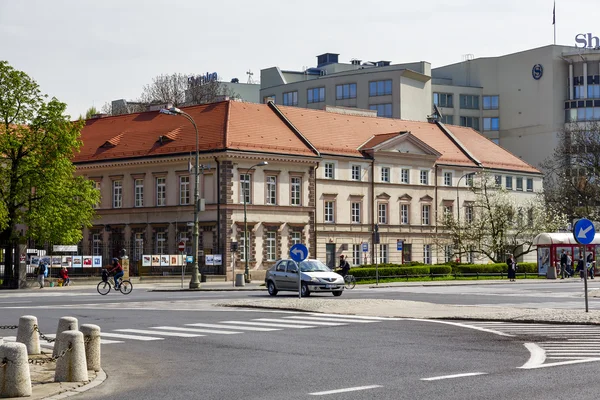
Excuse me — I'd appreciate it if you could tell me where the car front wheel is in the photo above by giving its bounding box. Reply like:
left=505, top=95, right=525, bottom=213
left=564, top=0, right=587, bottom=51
left=267, top=281, right=278, bottom=296
left=301, top=283, right=310, bottom=297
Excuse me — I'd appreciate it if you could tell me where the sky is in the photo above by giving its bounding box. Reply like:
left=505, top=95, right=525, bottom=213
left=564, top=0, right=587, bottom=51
left=0, top=0, right=597, bottom=118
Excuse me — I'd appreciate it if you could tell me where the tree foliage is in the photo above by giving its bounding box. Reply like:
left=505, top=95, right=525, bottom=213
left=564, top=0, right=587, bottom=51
left=541, top=121, right=600, bottom=222
left=437, top=174, right=567, bottom=262
left=0, top=60, right=99, bottom=281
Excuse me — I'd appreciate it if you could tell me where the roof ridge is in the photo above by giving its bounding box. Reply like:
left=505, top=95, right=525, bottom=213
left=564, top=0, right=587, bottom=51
left=267, top=102, right=320, bottom=156
left=436, top=121, right=483, bottom=167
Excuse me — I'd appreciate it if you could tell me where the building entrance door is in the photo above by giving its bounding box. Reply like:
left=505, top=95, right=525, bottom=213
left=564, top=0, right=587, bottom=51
left=325, top=243, right=336, bottom=269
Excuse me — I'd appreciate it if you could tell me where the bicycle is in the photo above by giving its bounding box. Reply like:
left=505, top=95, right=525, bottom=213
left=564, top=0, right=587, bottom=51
left=97, top=276, right=133, bottom=295
left=343, top=274, right=356, bottom=289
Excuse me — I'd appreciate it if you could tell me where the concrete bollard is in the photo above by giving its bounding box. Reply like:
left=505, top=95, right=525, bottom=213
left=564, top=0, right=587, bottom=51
left=54, top=330, right=88, bottom=383
left=0, top=342, right=32, bottom=398
left=80, top=324, right=101, bottom=372
left=16, top=315, right=41, bottom=355
left=53, top=316, right=78, bottom=358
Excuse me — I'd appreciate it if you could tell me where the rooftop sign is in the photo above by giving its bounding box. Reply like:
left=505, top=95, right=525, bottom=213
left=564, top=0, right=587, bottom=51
left=188, top=72, right=218, bottom=87
left=575, top=33, right=600, bottom=49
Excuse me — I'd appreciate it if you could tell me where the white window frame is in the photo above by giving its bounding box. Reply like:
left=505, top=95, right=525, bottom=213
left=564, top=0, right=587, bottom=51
left=444, top=245, right=453, bottom=263
left=422, top=204, right=431, bottom=225
left=423, top=244, right=432, bottom=264
left=239, top=231, right=248, bottom=262
left=420, top=169, right=430, bottom=185
left=291, top=231, right=302, bottom=246
left=443, top=171, right=452, bottom=186
left=351, top=165, right=361, bottom=181
left=290, top=176, right=301, bottom=206
left=156, top=177, right=166, bottom=207
left=352, top=244, right=361, bottom=265
left=134, top=232, right=144, bottom=261
left=179, top=176, right=190, bottom=205
left=266, top=231, right=276, bottom=261
left=266, top=176, right=277, bottom=205
left=240, top=173, right=251, bottom=204
left=465, top=204, right=474, bottom=223
left=381, top=167, right=390, bottom=183
left=401, top=204, right=410, bottom=225
left=377, top=244, right=389, bottom=264
left=155, top=231, right=167, bottom=254
left=324, top=201, right=335, bottom=223
left=400, top=168, right=410, bottom=184
left=112, top=180, right=122, bottom=209
left=93, top=181, right=101, bottom=209
left=378, top=203, right=388, bottom=224
left=92, top=233, right=102, bottom=256
left=324, top=162, right=335, bottom=179
left=351, top=202, right=361, bottom=224
left=134, top=179, right=144, bottom=208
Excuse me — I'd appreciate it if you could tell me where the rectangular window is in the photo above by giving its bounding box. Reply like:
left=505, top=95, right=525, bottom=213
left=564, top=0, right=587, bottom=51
left=378, top=244, right=389, bottom=264
left=112, top=180, right=122, bottom=209
left=282, top=91, right=298, bottom=106
left=465, top=205, right=474, bottom=223
left=516, top=177, right=523, bottom=191
left=422, top=205, right=431, bottom=225
left=351, top=202, right=361, bottom=224
left=369, top=79, right=393, bottom=96
left=403, top=243, right=412, bottom=262
left=351, top=165, right=361, bottom=181
left=156, top=177, right=166, bottom=206
left=483, top=95, right=499, bottom=110
left=324, top=162, right=335, bottom=179
left=423, top=245, right=432, bottom=264
left=134, top=179, right=144, bottom=208
left=378, top=203, right=387, bottom=224
left=506, top=176, right=513, bottom=190
left=466, top=173, right=475, bottom=187
left=179, top=176, right=190, bottom=205
left=460, top=116, right=480, bottom=131
left=92, top=181, right=101, bottom=209
left=444, top=245, right=453, bottom=263
left=291, top=231, right=302, bottom=246
left=401, top=168, right=410, bottom=184
left=420, top=170, right=429, bottom=185
left=266, top=231, right=276, bottom=261
left=290, top=176, right=301, bottom=206
left=369, top=103, right=393, bottom=118
left=459, top=94, right=480, bottom=109
left=92, top=233, right=102, bottom=256
left=240, top=173, right=251, bottom=204
left=336, top=83, right=357, bottom=100
left=441, top=115, right=454, bottom=125
left=495, top=175, right=502, bottom=187
left=352, top=244, right=361, bottom=266
left=381, top=167, right=390, bottom=182
left=266, top=176, right=277, bottom=205
left=527, top=178, right=534, bottom=192
left=443, top=172, right=452, bottom=186
left=401, top=204, right=410, bottom=224
left=324, top=201, right=335, bottom=223
left=155, top=231, right=167, bottom=254
left=134, top=232, right=143, bottom=261
left=483, top=117, right=500, bottom=131
left=307, top=87, right=325, bottom=103
left=433, top=92, right=454, bottom=108
left=239, top=231, right=248, bottom=262
left=443, top=205, right=453, bottom=217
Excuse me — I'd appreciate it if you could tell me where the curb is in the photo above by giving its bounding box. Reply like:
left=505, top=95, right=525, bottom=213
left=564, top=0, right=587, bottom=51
left=150, top=287, right=265, bottom=292
left=43, top=369, right=107, bottom=400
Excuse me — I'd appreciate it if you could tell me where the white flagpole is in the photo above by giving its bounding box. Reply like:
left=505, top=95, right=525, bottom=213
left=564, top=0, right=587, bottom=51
left=553, top=1, right=556, bottom=45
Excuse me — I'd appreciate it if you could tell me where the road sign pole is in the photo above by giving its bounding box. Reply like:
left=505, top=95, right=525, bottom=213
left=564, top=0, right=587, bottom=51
left=181, top=251, right=185, bottom=289
left=573, top=218, right=595, bottom=313
left=289, top=243, right=308, bottom=299
left=584, top=249, right=589, bottom=312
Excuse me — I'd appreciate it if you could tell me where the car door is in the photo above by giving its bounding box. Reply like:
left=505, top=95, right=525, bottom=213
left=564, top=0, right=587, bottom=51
left=272, top=260, right=288, bottom=290
left=284, top=260, right=300, bottom=290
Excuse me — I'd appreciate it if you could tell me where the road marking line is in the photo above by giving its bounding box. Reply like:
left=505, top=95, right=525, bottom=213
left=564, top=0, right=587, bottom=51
left=520, top=343, right=546, bottom=369
left=254, top=318, right=345, bottom=327
left=309, top=385, right=382, bottom=395
left=219, top=321, right=312, bottom=329
left=522, top=358, right=600, bottom=369
left=115, top=329, right=204, bottom=338
left=283, top=316, right=375, bottom=323
left=187, top=323, right=279, bottom=332
left=408, top=319, right=514, bottom=337
left=421, top=372, right=487, bottom=381
left=100, top=332, right=163, bottom=341
left=309, top=313, right=400, bottom=320
left=151, top=326, right=241, bottom=335
left=100, top=339, right=124, bottom=344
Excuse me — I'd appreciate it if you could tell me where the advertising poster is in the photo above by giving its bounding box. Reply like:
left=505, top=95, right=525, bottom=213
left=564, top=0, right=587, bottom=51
left=205, top=255, right=214, bottom=266
left=142, top=255, right=152, bottom=267
left=62, top=256, right=72, bottom=268
left=152, top=255, right=160, bottom=267
left=170, top=255, right=180, bottom=266
left=30, top=256, right=40, bottom=267
left=52, top=256, right=62, bottom=268
left=72, top=256, right=83, bottom=268
left=538, top=247, right=550, bottom=276
left=160, top=255, right=170, bottom=267
left=83, top=256, right=93, bottom=267
left=93, top=256, right=103, bottom=268
left=40, top=256, right=51, bottom=266
left=213, top=254, right=222, bottom=266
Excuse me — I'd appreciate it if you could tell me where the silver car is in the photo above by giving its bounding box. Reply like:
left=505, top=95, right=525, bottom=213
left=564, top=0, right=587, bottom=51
left=265, top=259, right=345, bottom=297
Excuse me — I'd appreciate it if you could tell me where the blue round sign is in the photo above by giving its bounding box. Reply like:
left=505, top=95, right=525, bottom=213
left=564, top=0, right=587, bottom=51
left=573, top=218, right=596, bottom=245
left=532, top=64, right=543, bottom=80
left=290, top=243, right=308, bottom=262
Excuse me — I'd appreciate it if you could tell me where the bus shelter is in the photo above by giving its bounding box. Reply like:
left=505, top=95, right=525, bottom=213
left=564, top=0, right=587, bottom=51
left=533, top=232, right=600, bottom=276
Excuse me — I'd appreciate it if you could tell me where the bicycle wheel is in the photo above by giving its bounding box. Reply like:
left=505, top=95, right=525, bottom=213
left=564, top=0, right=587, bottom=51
left=119, top=280, right=133, bottom=295
left=345, top=275, right=356, bottom=289
left=97, top=281, right=111, bottom=295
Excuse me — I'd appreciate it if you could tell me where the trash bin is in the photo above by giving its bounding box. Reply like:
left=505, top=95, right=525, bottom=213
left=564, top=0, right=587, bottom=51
left=235, top=274, right=245, bottom=287
left=200, top=273, right=207, bottom=283
left=547, top=265, right=557, bottom=279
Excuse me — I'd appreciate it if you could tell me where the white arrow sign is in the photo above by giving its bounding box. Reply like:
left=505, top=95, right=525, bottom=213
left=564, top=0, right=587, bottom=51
left=291, top=248, right=306, bottom=258
left=578, top=225, right=593, bottom=239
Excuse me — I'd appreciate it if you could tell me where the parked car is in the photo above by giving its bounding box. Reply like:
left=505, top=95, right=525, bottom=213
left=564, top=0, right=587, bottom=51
left=265, top=259, right=344, bottom=297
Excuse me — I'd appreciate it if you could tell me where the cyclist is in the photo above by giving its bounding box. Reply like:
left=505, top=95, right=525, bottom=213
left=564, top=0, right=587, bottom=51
left=339, top=255, right=350, bottom=277
left=108, top=257, right=124, bottom=289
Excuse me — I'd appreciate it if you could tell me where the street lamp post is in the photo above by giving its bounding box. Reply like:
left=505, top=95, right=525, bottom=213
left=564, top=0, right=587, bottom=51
left=159, top=107, right=201, bottom=289
left=243, top=161, right=268, bottom=283
left=456, top=172, right=474, bottom=264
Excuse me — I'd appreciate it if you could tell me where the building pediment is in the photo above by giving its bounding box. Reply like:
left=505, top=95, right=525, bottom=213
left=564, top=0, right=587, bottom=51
left=398, top=194, right=412, bottom=202
left=359, top=131, right=442, bottom=158
left=376, top=192, right=391, bottom=200
left=420, top=195, right=433, bottom=202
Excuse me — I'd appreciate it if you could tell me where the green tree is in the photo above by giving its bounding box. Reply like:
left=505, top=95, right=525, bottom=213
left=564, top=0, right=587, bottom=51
left=85, top=106, right=98, bottom=119
left=0, top=60, right=99, bottom=285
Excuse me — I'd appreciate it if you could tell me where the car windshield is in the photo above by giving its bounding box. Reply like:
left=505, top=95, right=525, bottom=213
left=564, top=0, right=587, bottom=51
left=299, top=260, right=331, bottom=272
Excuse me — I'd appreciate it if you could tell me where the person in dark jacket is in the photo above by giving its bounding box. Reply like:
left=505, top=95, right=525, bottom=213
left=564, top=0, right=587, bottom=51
left=560, top=250, right=568, bottom=279
left=576, top=255, right=586, bottom=279
left=507, top=254, right=517, bottom=282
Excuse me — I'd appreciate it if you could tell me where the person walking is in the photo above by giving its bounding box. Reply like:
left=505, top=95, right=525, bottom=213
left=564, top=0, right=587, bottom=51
left=587, top=253, right=595, bottom=279
left=577, top=254, right=586, bottom=280
left=560, top=250, right=567, bottom=279
left=567, top=251, right=573, bottom=278
left=37, top=261, right=47, bottom=288
left=507, top=254, right=517, bottom=282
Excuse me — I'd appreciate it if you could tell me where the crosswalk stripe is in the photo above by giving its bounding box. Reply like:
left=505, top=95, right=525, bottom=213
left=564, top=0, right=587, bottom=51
left=151, top=326, right=242, bottom=335
left=186, top=323, right=280, bottom=332
left=283, top=316, right=376, bottom=324
left=100, top=339, right=124, bottom=344
left=254, top=318, right=346, bottom=327
left=309, top=313, right=393, bottom=320
left=219, top=321, right=314, bottom=329
left=101, top=332, right=163, bottom=341
left=115, top=329, right=204, bottom=338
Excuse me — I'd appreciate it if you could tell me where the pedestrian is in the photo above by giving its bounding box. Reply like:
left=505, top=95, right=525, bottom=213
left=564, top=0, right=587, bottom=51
left=577, top=255, right=586, bottom=280
left=507, top=254, right=517, bottom=282
left=587, top=253, right=595, bottom=279
left=59, top=266, right=70, bottom=286
left=560, top=250, right=567, bottom=279
left=37, top=261, right=47, bottom=288
left=567, top=251, right=573, bottom=278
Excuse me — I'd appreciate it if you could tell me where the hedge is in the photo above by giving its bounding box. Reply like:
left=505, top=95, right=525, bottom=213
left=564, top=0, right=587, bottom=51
left=348, top=262, right=538, bottom=278
left=453, top=262, right=538, bottom=274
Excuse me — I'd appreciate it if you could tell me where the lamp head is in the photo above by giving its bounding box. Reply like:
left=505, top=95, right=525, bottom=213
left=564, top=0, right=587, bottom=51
left=159, top=107, right=183, bottom=116
left=258, top=161, right=268, bottom=166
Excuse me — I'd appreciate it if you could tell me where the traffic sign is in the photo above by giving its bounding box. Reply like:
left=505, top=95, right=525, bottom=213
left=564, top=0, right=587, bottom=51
left=573, top=218, right=596, bottom=245
left=290, top=243, right=308, bottom=262
left=362, top=242, right=368, bottom=252
left=178, top=241, right=186, bottom=252
left=186, top=256, right=193, bottom=263
left=397, top=240, right=403, bottom=251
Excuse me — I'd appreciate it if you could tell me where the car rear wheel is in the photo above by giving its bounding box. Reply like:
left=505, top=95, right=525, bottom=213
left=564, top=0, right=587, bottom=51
left=301, top=283, right=310, bottom=297
left=267, top=281, right=278, bottom=296
left=332, top=290, right=343, bottom=297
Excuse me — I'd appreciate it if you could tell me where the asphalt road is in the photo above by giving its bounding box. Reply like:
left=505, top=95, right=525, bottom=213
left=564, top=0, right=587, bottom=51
left=2, top=284, right=600, bottom=399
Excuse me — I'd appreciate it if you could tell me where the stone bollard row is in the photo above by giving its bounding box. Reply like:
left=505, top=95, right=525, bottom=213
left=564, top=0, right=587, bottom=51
left=16, top=315, right=41, bottom=355
left=80, top=324, right=101, bottom=372
left=53, top=316, right=78, bottom=358
left=54, top=330, right=88, bottom=383
left=0, top=342, right=32, bottom=398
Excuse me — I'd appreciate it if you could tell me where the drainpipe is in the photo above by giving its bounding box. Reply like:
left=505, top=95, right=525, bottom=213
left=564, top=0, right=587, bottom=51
left=434, top=164, right=439, bottom=263
left=214, top=156, right=221, bottom=273
left=370, top=159, right=375, bottom=265
left=312, top=162, right=319, bottom=259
